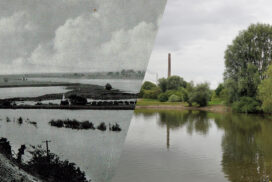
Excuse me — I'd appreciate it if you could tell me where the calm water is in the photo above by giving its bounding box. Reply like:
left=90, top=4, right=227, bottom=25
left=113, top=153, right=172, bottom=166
left=0, top=86, right=68, bottom=99
left=112, top=110, right=272, bottom=182
left=29, top=78, right=142, bottom=93
left=0, top=109, right=133, bottom=182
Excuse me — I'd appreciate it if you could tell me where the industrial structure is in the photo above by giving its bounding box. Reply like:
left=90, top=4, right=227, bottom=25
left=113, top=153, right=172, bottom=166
left=168, top=53, right=171, bottom=78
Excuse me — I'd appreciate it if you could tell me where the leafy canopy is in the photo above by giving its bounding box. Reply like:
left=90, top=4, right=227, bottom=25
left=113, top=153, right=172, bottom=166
left=224, top=23, right=272, bottom=103
left=258, top=64, right=272, bottom=113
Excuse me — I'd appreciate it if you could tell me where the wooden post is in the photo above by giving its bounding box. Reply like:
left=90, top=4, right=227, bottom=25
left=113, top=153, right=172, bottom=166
left=42, top=140, right=51, bottom=159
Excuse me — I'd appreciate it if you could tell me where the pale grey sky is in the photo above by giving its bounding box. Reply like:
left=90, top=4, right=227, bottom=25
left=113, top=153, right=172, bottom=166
left=145, top=0, right=272, bottom=89
left=0, top=0, right=167, bottom=74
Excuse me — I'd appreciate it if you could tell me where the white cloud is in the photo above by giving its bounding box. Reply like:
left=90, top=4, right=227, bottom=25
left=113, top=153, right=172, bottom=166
left=28, top=13, right=158, bottom=72
left=0, top=0, right=167, bottom=74
left=0, top=12, right=37, bottom=65
left=146, top=0, right=272, bottom=89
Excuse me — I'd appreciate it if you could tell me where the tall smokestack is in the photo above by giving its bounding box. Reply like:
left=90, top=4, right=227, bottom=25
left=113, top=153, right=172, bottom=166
left=168, top=53, right=171, bottom=78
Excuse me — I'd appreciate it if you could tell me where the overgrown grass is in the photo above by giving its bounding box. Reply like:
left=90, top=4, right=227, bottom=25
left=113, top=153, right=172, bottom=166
left=136, top=99, right=184, bottom=106
left=208, top=98, right=224, bottom=106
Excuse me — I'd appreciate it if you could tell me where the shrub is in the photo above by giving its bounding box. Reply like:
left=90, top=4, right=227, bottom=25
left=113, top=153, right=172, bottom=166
left=167, top=76, right=187, bottom=90
left=49, top=120, right=64, bottom=128
left=158, top=93, right=168, bottom=102
left=179, top=87, right=189, bottom=102
left=110, top=123, right=122, bottom=132
left=232, top=97, right=261, bottom=113
left=0, top=138, right=12, bottom=157
left=168, top=94, right=181, bottom=102
left=68, top=95, right=87, bottom=105
left=138, top=88, right=145, bottom=98
left=141, top=81, right=157, bottom=90
left=97, top=122, right=107, bottom=131
left=105, top=83, right=112, bottom=90
left=27, top=147, right=88, bottom=182
left=81, top=121, right=95, bottom=130
left=158, top=78, right=167, bottom=92
left=215, top=83, right=224, bottom=96
left=143, top=87, right=161, bottom=99
left=189, top=83, right=211, bottom=107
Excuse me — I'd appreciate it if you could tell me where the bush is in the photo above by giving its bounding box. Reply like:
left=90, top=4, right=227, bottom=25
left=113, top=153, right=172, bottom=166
left=0, top=138, right=12, bottom=157
left=27, top=147, right=88, bottom=182
left=97, top=122, right=107, bottom=131
left=158, top=93, right=168, bottom=102
left=215, top=83, right=224, bottom=96
left=189, top=83, right=211, bottom=107
left=179, top=87, right=189, bottom=102
left=68, top=95, right=87, bottom=105
left=158, top=78, right=167, bottom=92
left=138, top=88, right=145, bottom=98
left=143, top=87, right=161, bottom=99
left=168, top=94, right=181, bottom=102
left=232, top=97, right=261, bottom=113
left=105, top=83, right=112, bottom=90
left=141, top=81, right=157, bottom=90
left=166, top=76, right=187, bottom=90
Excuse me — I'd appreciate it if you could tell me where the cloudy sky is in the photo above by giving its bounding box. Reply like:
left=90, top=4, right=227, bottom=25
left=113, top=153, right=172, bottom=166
left=0, top=0, right=167, bottom=74
left=145, top=0, right=272, bottom=89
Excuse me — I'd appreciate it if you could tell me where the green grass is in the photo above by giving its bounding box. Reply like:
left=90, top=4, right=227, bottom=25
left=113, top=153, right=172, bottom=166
left=136, top=99, right=185, bottom=106
left=208, top=98, right=224, bottom=106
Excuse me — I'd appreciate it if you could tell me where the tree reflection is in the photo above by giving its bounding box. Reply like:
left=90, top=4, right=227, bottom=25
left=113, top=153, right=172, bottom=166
left=135, top=109, right=272, bottom=181
left=214, top=114, right=272, bottom=182
left=136, top=109, right=212, bottom=149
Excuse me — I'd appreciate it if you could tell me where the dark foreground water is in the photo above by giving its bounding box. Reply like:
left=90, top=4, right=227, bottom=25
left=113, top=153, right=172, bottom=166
left=112, top=109, right=272, bottom=182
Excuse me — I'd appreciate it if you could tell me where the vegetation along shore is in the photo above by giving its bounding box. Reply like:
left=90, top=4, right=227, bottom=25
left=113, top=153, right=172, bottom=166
left=138, top=24, right=272, bottom=114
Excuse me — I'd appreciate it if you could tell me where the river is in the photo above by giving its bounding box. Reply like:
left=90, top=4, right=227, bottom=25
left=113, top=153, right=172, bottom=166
left=112, top=109, right=272, bottom=182
left=28, top=78, right=142, bottom=93
left=0, top=109, right=133, bottom=182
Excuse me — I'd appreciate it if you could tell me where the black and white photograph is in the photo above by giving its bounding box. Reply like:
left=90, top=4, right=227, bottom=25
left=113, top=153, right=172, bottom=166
left=0, top=1, right=167, bottom=182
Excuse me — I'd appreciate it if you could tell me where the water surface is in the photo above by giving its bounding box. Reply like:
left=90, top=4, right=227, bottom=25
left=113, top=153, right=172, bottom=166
left=112, top=110, right=272, bottom=182
left=0, top=86, right=67, bottom=99
left=29, top=78, right=142, bottom=93
left=0, top=109, right=132, bottom=182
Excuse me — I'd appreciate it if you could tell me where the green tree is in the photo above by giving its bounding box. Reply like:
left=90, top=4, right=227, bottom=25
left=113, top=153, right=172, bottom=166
left=167, top=76, right=186, bottom=90
left=141, top=81, right=157, bottom=90
left=258, top=64, right=272, bottom=113
left=158, top=93, right=168, bottom=102
left=215, top=83, right=224, bottom=97
left=224, top=23, right=272, bottom=103
left=232, top=97, right=260, bottom=113
left=189, top=83, right=211, bottom=107
left=168, top=94, right=181, bottom=102
left=143, top=87, right=161, bottom=99
left=158, top=78, right=167, bottom=92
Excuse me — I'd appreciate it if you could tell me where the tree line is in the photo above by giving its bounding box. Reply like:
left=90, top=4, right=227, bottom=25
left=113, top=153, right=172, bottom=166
left=140, top=23, right=272, bottom=113
left=214, top=23, right=272, bottom=113
left=139, top=75, right=212, bottom=107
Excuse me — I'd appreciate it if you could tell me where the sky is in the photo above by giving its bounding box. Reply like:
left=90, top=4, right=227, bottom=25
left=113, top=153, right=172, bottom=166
left=145, top=0, right=272, bottom=89
left=0, top=0, right=167, bottom=74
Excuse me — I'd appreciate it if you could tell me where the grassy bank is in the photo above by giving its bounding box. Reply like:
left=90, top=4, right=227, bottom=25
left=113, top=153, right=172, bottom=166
left=136, top=99, right=230, bottom=113
left=136, top=99, right=185, bottom=106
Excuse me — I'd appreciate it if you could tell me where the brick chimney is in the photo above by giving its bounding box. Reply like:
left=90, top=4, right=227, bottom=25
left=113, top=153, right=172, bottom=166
left=168, top=53, right=171, bottom=78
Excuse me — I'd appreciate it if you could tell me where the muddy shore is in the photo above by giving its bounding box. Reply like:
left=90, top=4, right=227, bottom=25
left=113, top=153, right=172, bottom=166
left=136, top=105, right=231, bottom=113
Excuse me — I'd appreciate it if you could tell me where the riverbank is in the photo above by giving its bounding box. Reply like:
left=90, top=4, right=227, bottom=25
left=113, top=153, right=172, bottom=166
left=136, top=99, right=230, bottom=113
left=0, top=104, right=135, bottom=110
left=0, top=153, right=40, bottom=182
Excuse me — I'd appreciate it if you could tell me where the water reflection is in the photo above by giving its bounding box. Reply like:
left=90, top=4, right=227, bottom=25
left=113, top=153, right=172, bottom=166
left=117, top=110, right=272, bottom=182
